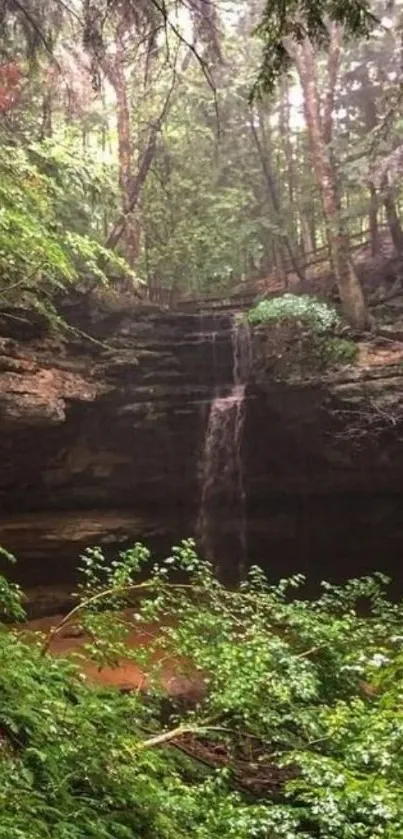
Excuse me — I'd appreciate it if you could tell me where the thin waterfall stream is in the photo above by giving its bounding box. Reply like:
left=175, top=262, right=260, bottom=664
left=197, top=316, right=252, bottom=573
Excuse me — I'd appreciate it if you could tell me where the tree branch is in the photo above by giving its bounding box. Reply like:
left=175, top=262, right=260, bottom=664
left=9, top=0, right=54, bottom=56
left=138, top=725, right=200, bottom=749
left=40, top=581, right=156, bottom=654
left=40, top=579, right=199, bottom=655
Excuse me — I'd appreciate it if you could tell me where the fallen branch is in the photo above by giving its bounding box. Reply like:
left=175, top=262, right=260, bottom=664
left=138, top=724, right=201, bottom=749
left=295, top=645, right=322, bottom=659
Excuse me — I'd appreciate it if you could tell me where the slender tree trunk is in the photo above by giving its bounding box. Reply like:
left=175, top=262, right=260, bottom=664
left=322, top=25, right=341, bottom=146
left=362, top=91, right=380, bottom=254
left=40, top=90, right=53, bottom=138
left=105, top=126, right=159, bottom=251
left=40, top=65, right=58, bottom=140
left=382, top=175, right=403, bottom=253
left=104, top=41, right=187, bottom=259
left=291, top=35, right=367, bottom=328
left=280, top=78, right=294, bottom=203
left=298, top=134, right=318, bottom=257
left=301, top=214, right=315, bottom=257
left=274, top=242, right=288, bottom=289
left=251, top=111, right=304, bottom=282
left=280, top=81, right=292, bottom=200
left=368, top=182, right=380, bottom=255
left=360, top=72, right=403, bottom=254
left=103, top=22, right=140, bottom=267
left=280, top=77, right=303, bottom=260
left=100, top=90, right=110, bottom=238
left=359, top=81, right=381, bottom=254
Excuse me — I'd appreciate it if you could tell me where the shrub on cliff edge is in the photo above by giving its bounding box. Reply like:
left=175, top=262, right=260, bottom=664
left=247, top=294, right=340, bottom=332
left=247, top=294, right=357, bottom=373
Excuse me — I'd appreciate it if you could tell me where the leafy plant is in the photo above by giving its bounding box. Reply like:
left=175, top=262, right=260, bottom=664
left=247, top=294, right=340, bottom=333
left=322, top=336, right=358, bottom=364
left=0, top=139, right=138, bottom=319
left=0, top=541, right=402, bottom=837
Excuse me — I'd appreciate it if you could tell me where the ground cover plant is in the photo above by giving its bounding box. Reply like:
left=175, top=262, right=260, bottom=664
left=0, top=541, right=402, bottom=838
left=247, top=295, right=340, bottom=333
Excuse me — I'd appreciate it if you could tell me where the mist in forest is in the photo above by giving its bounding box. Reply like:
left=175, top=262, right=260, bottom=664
left=0, top=0, right=401, bottom=327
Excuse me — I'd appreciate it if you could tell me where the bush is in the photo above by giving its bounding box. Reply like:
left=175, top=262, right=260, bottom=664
left=247, top=294, right=340, bottom=333
left=0, top=542, right=402, bottom=837
left=248, top=294, right=357, bottom=376
left=322, top=335, right=358, bottom=364
left=0, top=139, right=140, bottom=322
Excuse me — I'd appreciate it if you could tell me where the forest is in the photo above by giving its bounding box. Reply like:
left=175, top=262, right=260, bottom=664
left=1, top=0, right=403, bottom=837
left=1, top=0, right=402, bottom=324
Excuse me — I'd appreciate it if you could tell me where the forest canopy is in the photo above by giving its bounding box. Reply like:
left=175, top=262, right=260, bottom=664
left=0, top=0, right=402, bottom=325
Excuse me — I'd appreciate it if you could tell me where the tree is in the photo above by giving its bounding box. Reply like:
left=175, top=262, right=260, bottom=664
left=100, top=4, right=161, bottom=267
left=0, top=0, right=402, bottom=313
left=254, top=0, right=375, bottom=95
left=250, top=104, right=304, bottom=284
left=288, top=30, right=368, bottom=327
left=340, top=11, right=403, bottom=257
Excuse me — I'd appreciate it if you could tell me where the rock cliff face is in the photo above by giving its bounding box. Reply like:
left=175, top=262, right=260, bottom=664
left=0, top=301, right=232, bottom=585
left=1, top=299, right=403, bottom=595
left=244, top=328, right=403, bottom=591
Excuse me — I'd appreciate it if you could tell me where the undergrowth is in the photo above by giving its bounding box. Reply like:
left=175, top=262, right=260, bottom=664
left=247, top=294, right=340, bottom=333
left=0, top=541, right=402, bottom=837
left=0, top=140, right=142, bottom=326
left=247, top=294, right=357, bottom=373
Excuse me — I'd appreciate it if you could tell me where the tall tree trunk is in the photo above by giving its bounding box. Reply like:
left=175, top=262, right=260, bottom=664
left=273, top=242, right=288, bottom=289
left=280, top=76, right=304, bottom=261
left=40, top=89, right=53, bottom=138
left=103, top=21, right=140, bottom=267
left=279, top=78, right=294, bottom=203
left=104, top=41, right=188, bottom=260
left=362, top=91, right=380, bottom=254
left=105, top=120, right=159, bottom=251
left=291, top=35, right=367, bottom=328
left=300, top=214, right=315, bottom=258
left=360, top=76, right=380, bottom=256
left=368, top=182, right=380, bottom=255
left=40, top=65, right=58, bottom=140
left=322, top=25, right=341, bottom=146
left=381, top=175, right=403, bottom=253
left=360, top=72, right=403, bottom=254
left=100, top=89, right=110, bottom=238
left=250, top=111, right=304, bottom=282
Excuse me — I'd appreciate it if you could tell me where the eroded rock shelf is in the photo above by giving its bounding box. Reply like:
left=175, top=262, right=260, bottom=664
left=1, top=299, right=403, bottom=596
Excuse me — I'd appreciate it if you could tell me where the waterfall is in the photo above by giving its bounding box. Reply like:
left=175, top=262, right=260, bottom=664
left=197, top=317, right=251, bottom=574
left=232, top=315, right=252, bottom=388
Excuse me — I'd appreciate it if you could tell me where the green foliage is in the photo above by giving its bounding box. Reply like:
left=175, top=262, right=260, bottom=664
left=247, top=293, right=340, bottom=333
left=0, top=138, right=134, bottom=318
left=254, top=0, right=376, bottom=96
left=139, top=69, right=268, bottom=298
left=322, top=336, right=358, bottom=364
left=0, top=547, right=26, bottom=622
left=0, top=0, right=401, bottom=311
left=1, top=541, right=403, bottom=837
left=247, top=296, right=357, bottom=374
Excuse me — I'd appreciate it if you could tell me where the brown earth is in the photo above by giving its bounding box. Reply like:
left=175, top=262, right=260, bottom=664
left=23, top=610, right=203, bottom=697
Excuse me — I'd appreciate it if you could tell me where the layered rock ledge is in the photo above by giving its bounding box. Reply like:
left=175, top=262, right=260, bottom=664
left=1, top=299, right=403, bottom=595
